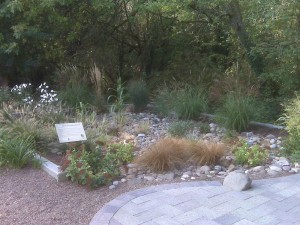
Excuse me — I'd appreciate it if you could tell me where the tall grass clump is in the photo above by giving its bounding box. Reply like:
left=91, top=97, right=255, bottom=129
left=167, top=121, right=193, bottom=137
left=216, top=93, right=261, bottom=132
left=154, top=86, right=208, bottom=120
left=0, top=131, right=40, bottom=168
left=279, top=95, right=300, bottom=162
left=128, top=80, right=149, bottom=112
left=55, top=65, right=106, bottom=110
left=135, top=138, right=226, bottom=172
left=0, top=87, right=11, bottom=108
left=173, top=87, right=208, bottom=120
left=154, top=88, right=174, bottom=117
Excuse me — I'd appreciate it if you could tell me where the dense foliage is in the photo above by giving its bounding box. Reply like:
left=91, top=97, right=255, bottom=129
left=0, top=0, right=299, bottom=120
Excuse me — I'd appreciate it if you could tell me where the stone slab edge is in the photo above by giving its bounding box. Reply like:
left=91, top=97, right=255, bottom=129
left=35, top=154, right=67, bottom=182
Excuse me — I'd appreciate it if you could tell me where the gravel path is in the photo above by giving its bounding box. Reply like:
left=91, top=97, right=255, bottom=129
left=0, top=167, right=161, bottom=225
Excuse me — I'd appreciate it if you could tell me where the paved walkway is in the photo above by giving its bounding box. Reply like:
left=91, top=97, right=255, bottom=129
left=90, top=174, right=300, bottom=225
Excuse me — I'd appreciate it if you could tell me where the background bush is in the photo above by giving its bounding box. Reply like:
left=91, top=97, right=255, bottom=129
left=128, top=80, right=149, bottom=112
left=280, top=95, right=300, bottom=162
left=216, top=92, right=262, bottom=132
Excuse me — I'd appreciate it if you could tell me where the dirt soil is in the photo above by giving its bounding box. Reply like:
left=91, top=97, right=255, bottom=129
left=0, top=167, right=172, bottom=225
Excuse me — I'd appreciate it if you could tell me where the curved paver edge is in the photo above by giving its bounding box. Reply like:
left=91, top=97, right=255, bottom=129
left=89, top=173, right=300, bottom=225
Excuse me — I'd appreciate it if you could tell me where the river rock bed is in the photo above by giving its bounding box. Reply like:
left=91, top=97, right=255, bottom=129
left=47, top=112, right=299, bottom=189
left=102, top=112, right=298, bottom=190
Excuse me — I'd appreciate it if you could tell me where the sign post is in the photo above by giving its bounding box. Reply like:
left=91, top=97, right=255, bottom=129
left=55, top=122, right=87, bottom=143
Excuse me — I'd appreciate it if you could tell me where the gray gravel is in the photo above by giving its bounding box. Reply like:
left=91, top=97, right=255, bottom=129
left=0, top=167, right=162, bottom=225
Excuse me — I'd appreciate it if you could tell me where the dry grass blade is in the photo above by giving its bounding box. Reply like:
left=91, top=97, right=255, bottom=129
left=189, top=141, right=227, bottom=165
left=135, top=138, right=227, bottom=172
left=135, top=138, right=190, bottom=172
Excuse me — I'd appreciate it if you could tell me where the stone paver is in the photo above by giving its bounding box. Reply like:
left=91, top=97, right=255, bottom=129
left=89, top=174, right=300, bottom=225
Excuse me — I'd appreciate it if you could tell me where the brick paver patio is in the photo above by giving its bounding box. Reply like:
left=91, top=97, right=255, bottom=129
left=90, top=174, right=300, bottom=225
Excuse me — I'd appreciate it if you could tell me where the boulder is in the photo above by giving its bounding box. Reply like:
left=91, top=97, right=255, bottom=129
left=223, top=171, right=252, bottom=191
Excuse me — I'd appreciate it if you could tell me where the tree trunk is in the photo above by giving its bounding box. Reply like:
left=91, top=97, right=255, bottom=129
left=226, top=0, right=263, bottom=76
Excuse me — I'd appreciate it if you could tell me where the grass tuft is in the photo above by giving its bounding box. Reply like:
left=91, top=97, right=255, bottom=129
left=135, top=138, right=226, bottom=172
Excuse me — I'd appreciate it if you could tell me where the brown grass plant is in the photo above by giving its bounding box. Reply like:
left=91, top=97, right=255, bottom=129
left=135, top=138, right=227, bottom=172
left=134, top=138, right=190, bottom=172
left=188, top=141, right=227, bottom=165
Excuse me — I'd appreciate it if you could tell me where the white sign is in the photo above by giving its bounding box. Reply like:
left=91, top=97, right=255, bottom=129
left=55, top=123, right=87, bottom=143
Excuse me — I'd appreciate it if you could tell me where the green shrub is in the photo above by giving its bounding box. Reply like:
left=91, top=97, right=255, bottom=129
left=168, top=121, right=193, bottom=137
left=216, top=93, right=261, bottom=132
left=64, top=143, right=133, bottom=188
left=154, top=88, right=174, bottom=116
left=108, top=77, right=126, bottom=112
left=0, top=87, right=11, bottom=108
left=128, top=80, right=149, bottom=112
left=0, top=132, right=40, bottom=168
left=173, top=87, right=208, bottom=120
left=154, top=86, right=208, bottom=119
left=58, top=84, right=95, bottom=108
left=280, top=95, right=300, bottom=162
left=234, top=141, right=268, bottom=166
left=107, top=143, right=134, bottom=164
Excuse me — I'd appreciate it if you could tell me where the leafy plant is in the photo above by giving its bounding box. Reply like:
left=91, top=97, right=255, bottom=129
left=64, top=142, right=133, bottom=188
left=168, top=121, right=193, bottom=137
left=108, top=77, right=126, bottom=112
left=108, top=143, right=134, bottom=164
left=128, top=80, right=149, bottom=112
left=279, top=95, right=300, bottom=162
left=234, top=141, right=268, bottom=166
left=0, top=131, right=40, bottom=168
left=216, top=93, right=261, bottom=132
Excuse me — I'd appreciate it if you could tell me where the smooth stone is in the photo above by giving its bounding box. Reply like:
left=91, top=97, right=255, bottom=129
left=291, top=168, right=300, bottom=173
left=266, top=169, right=279, bottom=176
left=223, top=172, right=252, bottom=191
left=157, top=172, right=175, bottom=181
left=269, top=165, right=283, bottom=172
left=144, top=175, right=155, bottom=181
left=138, top=134, right=145, bottom=138
left=252, top=166, right=265, bottom=172
left=112, top=181, right=119, bottom=186
left=121, top=178, right=127, bottom=183
left=282, top=165, right=291, bottom=171
left=227, top=164, right=235, bottom=172
left=270, top=139, right=276, bottom=144
left=127, top=163, right=138, bottom=168
left=182, top=174, right=190, bottom=179
left=265, top=134, right=276, bottom=139
left=127, top=178, right=143, bottom=185
left=214, top=165, right=222, bottom=172
left=109, top=185, right=116, bottom=190
left=197, top=165, right=210, bottom=175
left=270, top=144, right=277, bottom=149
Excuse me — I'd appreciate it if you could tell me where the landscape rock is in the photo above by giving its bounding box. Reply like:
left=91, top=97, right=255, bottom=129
left=265, top=134, right=276, bottom=139
left=143, top=175, right=155, bottom=181
left=223, top=171, right=252, bottom=191
left=269, top=165, right=283, bottom=172
left=266, top=169, right=279, bottom=176
left=157, top=172, right=175, bottom=181
left=109, top=185, right=116, bottom=190
left=197, top=166, right=210, bottom=175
